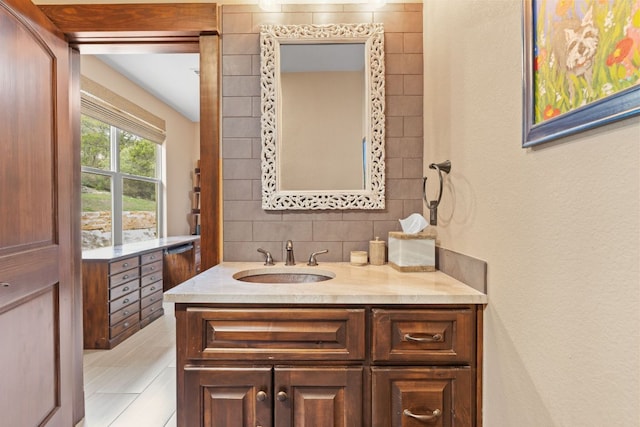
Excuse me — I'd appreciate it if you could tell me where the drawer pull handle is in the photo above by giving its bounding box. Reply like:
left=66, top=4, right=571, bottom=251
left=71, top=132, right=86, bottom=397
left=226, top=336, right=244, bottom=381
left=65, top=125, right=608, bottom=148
left=256, top=391, right=267, bottom=402
left=149, top=297, right=155, bottom=302
left=150, top=267, right=155, bottom=271
left=403, top=408, right=442, bottom=422
left=404, top=333, right=443, bottom=343
left=276, top=391, right=288, bottom=402
left=123, top=310, right=129, bottom=316
left=123, top=299, right=129, bottom=304
left=122, top=274, right=129, bottom=280
left=123, top=263, right=129, bottom=268
left=123, top=322, right=130, bottom=328
left=150, top=286, right=156, bottom=291
left=150, top=277, right=155, bottom=281
left=122, top=287, right=129, bottom=292
left=1, top=282, right=10, bottom=288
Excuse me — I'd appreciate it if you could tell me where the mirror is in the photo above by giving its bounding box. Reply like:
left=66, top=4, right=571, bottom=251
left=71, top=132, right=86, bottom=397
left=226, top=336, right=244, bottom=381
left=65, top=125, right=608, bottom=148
left=260, top=23, right=385, bottom=210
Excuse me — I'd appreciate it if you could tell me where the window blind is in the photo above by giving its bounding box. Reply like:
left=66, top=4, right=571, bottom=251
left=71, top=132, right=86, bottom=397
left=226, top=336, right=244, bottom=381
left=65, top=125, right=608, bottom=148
left=80, top=75, right=166, bottom=144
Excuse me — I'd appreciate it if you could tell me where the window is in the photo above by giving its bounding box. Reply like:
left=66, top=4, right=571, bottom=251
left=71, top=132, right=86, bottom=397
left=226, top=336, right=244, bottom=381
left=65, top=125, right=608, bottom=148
left=81, top=115, right=162, bottom=250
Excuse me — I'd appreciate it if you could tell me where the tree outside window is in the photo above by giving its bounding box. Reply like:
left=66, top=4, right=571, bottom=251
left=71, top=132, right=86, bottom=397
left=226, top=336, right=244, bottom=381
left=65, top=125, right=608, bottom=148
left=81, top=115, right=161, bottom=250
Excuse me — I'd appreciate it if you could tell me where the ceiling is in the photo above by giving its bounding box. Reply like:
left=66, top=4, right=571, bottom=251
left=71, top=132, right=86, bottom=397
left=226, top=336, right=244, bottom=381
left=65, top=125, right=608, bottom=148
left=96, top=53, right=200, bottom=122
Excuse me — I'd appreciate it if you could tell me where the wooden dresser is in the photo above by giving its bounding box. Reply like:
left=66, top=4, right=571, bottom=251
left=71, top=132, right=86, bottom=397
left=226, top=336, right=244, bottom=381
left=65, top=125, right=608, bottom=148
left=82, top=236, right=200, bottom=349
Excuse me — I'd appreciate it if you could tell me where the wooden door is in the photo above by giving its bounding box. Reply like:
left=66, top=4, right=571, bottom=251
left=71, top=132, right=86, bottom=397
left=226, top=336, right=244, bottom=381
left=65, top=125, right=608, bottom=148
left=0, top=0, right=76, bottom=425
left=183, top=366, right=272, bottom=427
left=274, top=367, right=363, bottom=427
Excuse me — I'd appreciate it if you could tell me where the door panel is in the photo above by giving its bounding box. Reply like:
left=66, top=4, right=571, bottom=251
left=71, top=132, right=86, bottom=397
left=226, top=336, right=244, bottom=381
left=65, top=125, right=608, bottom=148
left=274, top=367, right=363, bottom=427
left=183, top=366, right=272, bottom=427
left=0, top=0, right=73, bottom=425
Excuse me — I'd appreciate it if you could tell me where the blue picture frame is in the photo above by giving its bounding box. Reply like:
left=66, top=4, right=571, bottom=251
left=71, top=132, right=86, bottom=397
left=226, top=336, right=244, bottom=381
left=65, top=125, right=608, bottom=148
left=522, top=0, right=640, bottom=148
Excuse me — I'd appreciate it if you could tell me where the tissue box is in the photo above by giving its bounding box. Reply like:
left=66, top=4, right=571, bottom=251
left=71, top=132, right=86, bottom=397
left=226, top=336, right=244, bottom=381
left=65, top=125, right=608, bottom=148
left=388, top=231, right=435, bottom=272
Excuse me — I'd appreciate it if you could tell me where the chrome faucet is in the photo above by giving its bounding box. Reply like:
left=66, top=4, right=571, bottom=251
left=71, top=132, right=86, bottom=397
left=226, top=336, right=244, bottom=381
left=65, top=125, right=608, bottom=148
left=257, top=248, right=274, bottom=266
left=285, top=240, right=295, bottom=266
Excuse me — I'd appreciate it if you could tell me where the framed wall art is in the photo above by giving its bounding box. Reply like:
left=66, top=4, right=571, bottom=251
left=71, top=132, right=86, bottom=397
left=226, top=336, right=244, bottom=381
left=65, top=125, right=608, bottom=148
left=522, top=0, right=640, bottom=147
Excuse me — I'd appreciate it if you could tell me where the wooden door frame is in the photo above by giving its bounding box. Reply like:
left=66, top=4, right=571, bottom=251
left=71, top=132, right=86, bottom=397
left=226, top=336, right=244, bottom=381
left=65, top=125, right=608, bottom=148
left=38, top=3, right=221, bottom=423
left=40, top=3, right=222, bottom=270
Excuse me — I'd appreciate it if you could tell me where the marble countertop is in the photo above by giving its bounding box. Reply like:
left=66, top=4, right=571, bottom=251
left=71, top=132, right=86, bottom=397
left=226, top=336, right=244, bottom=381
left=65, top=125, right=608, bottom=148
left=164, top=262, right=487, bottom=305
left=82, top=236, right=199, bottom=261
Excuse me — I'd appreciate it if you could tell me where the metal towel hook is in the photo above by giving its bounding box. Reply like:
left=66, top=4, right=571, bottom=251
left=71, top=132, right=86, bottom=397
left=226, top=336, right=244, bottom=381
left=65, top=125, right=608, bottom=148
left=422, top=160, right=451, bottom=226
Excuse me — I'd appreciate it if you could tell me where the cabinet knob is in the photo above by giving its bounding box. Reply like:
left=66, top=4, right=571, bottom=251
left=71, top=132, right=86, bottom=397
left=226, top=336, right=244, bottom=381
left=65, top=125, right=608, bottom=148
left=123, top=274, right=129, bottom=280
left=1, top=282, right=10, bottom=288
left=276, top=391, right=288, bottom=402
left=123, top=298, right=129, bottom=304
left=123, top=263, right=129, bottom=268
left=256, top=390, right=268, bottom=402
left=404, top=333, right=443, bottom=343
left=122, top=287, right=129, bottom=292
left=403, top=408, right=442, bottom=422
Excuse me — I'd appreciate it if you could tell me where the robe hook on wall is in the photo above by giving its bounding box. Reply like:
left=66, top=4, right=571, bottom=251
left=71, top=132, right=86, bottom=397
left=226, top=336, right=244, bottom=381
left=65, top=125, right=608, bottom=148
left=422, top=160, right=451, bottom=226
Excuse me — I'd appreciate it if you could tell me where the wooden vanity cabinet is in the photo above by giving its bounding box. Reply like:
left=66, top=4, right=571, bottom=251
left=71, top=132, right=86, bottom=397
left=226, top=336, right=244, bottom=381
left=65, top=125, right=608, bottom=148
left=175, top=304, right=482, bottom=427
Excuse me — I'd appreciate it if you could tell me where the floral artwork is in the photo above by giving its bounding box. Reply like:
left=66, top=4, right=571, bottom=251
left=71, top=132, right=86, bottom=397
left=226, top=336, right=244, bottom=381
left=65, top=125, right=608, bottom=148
left=523, top=0, right=640, bottom=146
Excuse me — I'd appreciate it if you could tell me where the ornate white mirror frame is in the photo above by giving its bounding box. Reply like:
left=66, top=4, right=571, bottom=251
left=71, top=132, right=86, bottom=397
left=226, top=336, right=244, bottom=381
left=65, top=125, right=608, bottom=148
left=260, top=23, right=385, bottom=210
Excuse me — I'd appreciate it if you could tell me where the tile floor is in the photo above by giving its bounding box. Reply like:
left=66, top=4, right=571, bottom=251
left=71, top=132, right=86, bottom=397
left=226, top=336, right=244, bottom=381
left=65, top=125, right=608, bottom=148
left=76, top=303, right=177, bottom=427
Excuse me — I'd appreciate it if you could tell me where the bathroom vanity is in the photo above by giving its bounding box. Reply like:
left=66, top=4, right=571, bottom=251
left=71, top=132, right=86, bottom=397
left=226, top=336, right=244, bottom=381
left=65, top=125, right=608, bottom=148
left=165, top=262, right=487, bottom=427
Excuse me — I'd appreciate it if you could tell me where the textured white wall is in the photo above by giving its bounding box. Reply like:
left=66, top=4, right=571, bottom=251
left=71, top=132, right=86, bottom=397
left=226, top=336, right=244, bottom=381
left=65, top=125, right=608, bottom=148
left=81, top=56, right=199, bottom=237
left=424, top=1, right=640, bottom=425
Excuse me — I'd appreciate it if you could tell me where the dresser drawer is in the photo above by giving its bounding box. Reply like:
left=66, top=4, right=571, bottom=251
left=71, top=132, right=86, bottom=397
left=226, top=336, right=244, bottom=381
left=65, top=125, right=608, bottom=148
left=141, top=250, right=162, bottom=265
left=186, top=308, right=365, bottom=361
left=372, top=308, right=475, bottom=364
left=140, top=299, right=163, bottom=320
left=109, top=278, right=140, bottom=301
left=141, top=290, right=162, bottom=309
left=109, top=256, right=139, bottom=276
left=110, top=303, right=140, bottom=327
left=110, top=267, right=140, bottom=288
left=109, top=291, right=140, bottom=314
left=141, top=259, right=162, bottom=277
left=141, top=281, right=162, bottom=298
left=110, top=311, right=139, bottom=338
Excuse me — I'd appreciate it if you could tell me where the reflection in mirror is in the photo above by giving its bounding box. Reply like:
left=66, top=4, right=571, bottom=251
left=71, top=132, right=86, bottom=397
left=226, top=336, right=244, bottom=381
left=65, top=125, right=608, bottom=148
left=280, top=44, right=365, bottom=191
left=260, top=23, right=385, bottom=210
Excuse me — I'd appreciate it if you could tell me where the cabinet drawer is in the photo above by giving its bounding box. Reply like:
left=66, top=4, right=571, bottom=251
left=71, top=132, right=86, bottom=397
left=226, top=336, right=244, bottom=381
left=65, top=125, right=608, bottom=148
left=186, top=308, right=365, bottom=361
left=109, top=278, right=140, bottom=301
left=372, top=308, right=475, bottom=364
left=140, top=299, right=163, bottom=320
left=110, top=303, right=140, bottom=327
left=109, top=291, right=140, bottom=314
left=371, top=367, right=473, bottom=427
left=141, top=290, right=162, bottom=309
left=141, top=281, right=162, bottom=298
left=109, top=256, right=139, bottom=276
left=110, top=267, right=140, bottom=288
left=141, top=271, right=162, bottom=287
left=141, top=260, right=162, bottom=277
left=141, top=250, right=162, bottom=265
left=110, top=312, right=139, bottom=338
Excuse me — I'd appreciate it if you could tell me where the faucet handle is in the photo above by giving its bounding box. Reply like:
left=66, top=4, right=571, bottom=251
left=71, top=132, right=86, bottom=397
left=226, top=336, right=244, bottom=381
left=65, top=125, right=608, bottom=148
left=257, top=248, right=274, bottom=266
left=307, top=249, right=329, bottom=266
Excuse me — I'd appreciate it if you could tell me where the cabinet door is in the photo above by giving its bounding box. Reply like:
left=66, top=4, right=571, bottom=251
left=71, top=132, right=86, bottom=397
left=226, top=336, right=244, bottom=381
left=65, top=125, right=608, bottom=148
left=184, top=366, right=272, bottom=427
left=274, top=367, right=363, bottom=427
left=371, top=367, right=473, bottom=427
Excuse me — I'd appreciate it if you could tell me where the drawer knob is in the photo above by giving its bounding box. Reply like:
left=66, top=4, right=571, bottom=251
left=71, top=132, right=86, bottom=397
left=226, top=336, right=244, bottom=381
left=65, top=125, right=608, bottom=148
left=276, top=391, right=288, bottom=402
left=404, top=333, right=443, bottom=343
left=123, top=275, right=129, bottom=280
left=1, top=282, right=10, bottom=288
left=123, top=322, right=130, bottom=328
left=403, top=408, right=442, bottom=422
left=256, top=391, right=268, bottom=402
left=123, top=263, right=129, bottom=268
left=123, top=310, right=129, bottom=316
left=150, top=286, right=156, bottom=290
left=122, top=287, right=129, bottom=292
left=123, top=298, right=129, bottom=304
